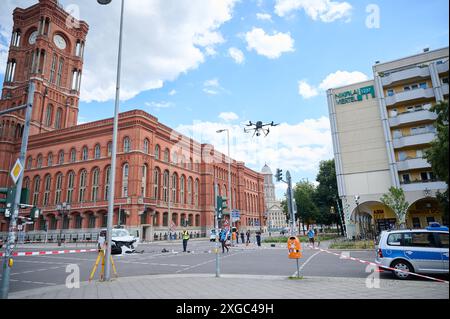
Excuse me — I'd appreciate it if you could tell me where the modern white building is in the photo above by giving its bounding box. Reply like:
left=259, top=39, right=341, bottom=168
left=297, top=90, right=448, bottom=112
left=261, top=164, right=287, bottom=231
left=328, top=47, right=449, bottom=239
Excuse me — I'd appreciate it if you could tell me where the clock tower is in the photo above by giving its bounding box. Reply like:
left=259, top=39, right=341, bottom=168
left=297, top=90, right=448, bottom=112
left=0, top=0, right=88, bottom=185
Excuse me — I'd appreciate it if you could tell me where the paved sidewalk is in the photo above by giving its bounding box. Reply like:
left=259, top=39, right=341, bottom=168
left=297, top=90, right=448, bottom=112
left=9, top=273, right=448, bottom=299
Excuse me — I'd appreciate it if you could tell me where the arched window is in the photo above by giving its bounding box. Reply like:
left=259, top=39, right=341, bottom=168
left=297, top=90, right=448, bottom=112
left=58, top=151, right=64, bottom=165
left=70, top=148, right=76, bottom=163
left=66, top=171, right=75, bottom=203
left=187, top=177, right=193, bottom=205
left=32, top=176, right=41, bottom=206
left=36, top=154, right=43, bottom=169
left=55, top=173, right=63, bottom=205
left=104, top=166, right=111, bottom=200
left=55, top=108, right=62, bottom=129
left=92, top=168, right=100, bottom=201
left=23, top=177, right=30, bottom=203
left=47, top=153, right=53, bottom=167
left=26, top=156, right=32, bottom=169
left=164, top=148, right=169, bottom=162
left=141, top=165, right=147, bottom=197
left=78, top=169, right=87, bottom=202
left=180, top=175, right=185, bottom=204
left=94, top=144, right=101, bottom=159
left=153, top=168, right=160, bottom=199
left=163, top=170, right=169, bottom=202
left=143, top=138, right=149, bottom=154
left=107, top=142, right=112, bottom=156
left=154, top=145, right=160, bottom=160
left=43, top=175, right=51, bottom=206
left=172, top=152, right=178, bottom=165
left=172, top=173, right=178, bottom=203
left=82, top=146, right=88, bottom=161
left=49, top=54, right=57, bottom=83
left=122, top=163, right=129, bottom=197
left=56, top=57, right=64, bottom=86
left=194, top=179, right=199, bottom=207
left=45, top=104, right=53, bottom=127
left=123, top=137, right=131, bottom=153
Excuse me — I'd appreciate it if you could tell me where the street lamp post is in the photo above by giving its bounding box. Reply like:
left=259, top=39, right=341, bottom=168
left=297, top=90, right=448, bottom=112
left=216, top=129, right=232, bottom=241
left=56, top=202, right=70, bottom=246
left=97, top=0, right=125, bottom=281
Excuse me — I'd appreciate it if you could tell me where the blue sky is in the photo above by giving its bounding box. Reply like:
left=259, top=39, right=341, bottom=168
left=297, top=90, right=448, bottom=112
left=0, top=0, right=449, bottom=198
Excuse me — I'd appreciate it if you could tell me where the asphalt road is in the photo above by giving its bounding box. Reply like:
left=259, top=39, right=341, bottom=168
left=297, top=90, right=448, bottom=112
left=1, top=239, right=447, bottom=293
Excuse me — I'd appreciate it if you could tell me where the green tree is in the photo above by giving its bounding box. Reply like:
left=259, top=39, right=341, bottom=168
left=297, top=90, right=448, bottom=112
left=313, top=159, right=343, bottom=234
left=292, top=180, right=319, bottom=230
left=380, top=187, right=409, bottom=229
left=424, top=100, right=449, bottom=224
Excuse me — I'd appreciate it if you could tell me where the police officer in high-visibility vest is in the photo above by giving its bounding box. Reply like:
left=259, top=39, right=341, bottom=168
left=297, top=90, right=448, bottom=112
left=182, top=229, right=190, bottom=252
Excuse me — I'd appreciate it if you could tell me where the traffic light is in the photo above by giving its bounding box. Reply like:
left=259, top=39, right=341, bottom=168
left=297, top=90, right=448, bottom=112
left=30, top=207, right=41, bottom=220
left=216, top=196, right=228, bottom=220
left=0, top=187, right=15, bottom=217
left=275, top=169, right=283, bottom=182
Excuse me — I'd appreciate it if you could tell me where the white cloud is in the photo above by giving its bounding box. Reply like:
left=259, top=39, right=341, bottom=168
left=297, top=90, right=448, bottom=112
left=203, top=78, right=228, bottom=95
left=298, top=71, right=369, bottom=99
left=175, top=116, right=332, bottom=174
left=145, top=101, right=173, bottom=109
left=0, top=0, right=237, bottom=101
left=318, top=70, right=370, bottom=90
left=169, top=89, right=177, bottom=96
left=298, top=80, right=319, bottom=99
left=245, top=27, right=294, bottom=59
left=228, top=47, right=245, bottom=64
left=275, top=0, right=352, bottom=23
left=219, top=112, right=239, bottom=121
left=256, top=13, right=272, bottom=21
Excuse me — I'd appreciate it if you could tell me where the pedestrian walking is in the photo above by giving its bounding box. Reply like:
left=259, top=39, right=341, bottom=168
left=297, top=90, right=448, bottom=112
left=182, top=229, right=190, bottom=252
left=236, top=230, right=239, bottom=244
left=220, top=229, right=229, bottom=253
left=240, top=231, right=245, bottom=244
left=256, top=231, right=261, bottom=247
left=307, top=227, right=315, bottom=248
left=246, top=230, right=251, bottom=246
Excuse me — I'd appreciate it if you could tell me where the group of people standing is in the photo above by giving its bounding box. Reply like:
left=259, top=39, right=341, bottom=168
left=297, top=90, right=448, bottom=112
left=219, top=229, right=262, bottom=253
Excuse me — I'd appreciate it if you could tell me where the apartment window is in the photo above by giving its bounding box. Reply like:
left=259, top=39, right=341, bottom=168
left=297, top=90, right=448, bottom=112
left=45, top=104, right=53, bottom=126
left=47, top=153, right=53, bottom=167
left=143, top=138, right=149, bottom=154
left=411, top=84, right=419, bottom=90
left=402, top=174, right=411, bottom=184
left=43, top=175, right=51, bottom=206
left=398, top=151, right=407, bottom=161
left=26, top=156, right=32, bottom=169
left=406, top=106, right=414, bottom=113
left=419, top=82, right=427, bottom=89
left=32, top=176, right=40, bottom=206
left=442, top=77, right=449, bottom=85
left=55, top=108, right=62, bottom=129
left=393, top=130, right=402, bottom=138
left=187, top=177, right=193, bottom=205
left=180, top=176, right=185, bottom=204
left=416, top=150, right=424, bottom=158
left=153, top=168, right=160, bottom=199
left=420, top=172, right=434, bottom=182
left=107, top=142, right=112, bottom=156
left=172, top=174, right=177, bottom=203
left=154, top=145, right=160, bottom=160
left=404, top=86, right=411, bottom=92
left=387, top=89, right=394, bottom=96
left=36, top=155, right=43, bottom=168
left=123, top=137, right=131, bottom=153
left=389, top=109, right=397, bottom=117
left=58, top=151, right=64, bottom=165
left=82, top=146, right=88, bottom=161
left=164, top=148, right=169, bottom=163
left=163, top=170, right=169, bottom=202
left=67, top=171, right=75, bottom=204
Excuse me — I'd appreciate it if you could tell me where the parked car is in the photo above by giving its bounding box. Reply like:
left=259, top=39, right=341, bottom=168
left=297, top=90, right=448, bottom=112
left=209, top=229, right=218, bottom=242
left=98, top=228, right=139, bottom=255
left=375, top=223, right=449, bottom=279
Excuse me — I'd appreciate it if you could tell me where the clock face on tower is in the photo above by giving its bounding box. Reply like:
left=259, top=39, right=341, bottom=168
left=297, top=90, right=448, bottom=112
left=28, top=31, right=38, bottom=44
left=53, top=34, right=67, bottom=50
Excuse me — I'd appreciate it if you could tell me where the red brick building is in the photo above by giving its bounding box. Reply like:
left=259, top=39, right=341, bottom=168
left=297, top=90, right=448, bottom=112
left=0, top=0, right=265, bottom=242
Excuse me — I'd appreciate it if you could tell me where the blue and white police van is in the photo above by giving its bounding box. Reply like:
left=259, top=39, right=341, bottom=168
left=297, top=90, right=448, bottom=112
left=375, top=223, right=449, bottom=279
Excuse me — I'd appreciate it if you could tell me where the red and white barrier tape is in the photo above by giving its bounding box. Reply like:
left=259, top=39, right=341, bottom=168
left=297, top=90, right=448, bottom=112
left=0, top=249, right=98, bottom=258
left=307, top=245, right=449, bottom=284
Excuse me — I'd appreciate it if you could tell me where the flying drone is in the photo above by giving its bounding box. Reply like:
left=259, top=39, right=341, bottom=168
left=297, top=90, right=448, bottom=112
left=244, top=121, right=279, bottom=137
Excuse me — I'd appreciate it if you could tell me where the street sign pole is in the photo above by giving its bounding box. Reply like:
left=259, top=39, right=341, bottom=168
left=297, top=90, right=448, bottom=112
left=1, top=82, right=35, bottom=299
left=286, top=171, right=295, bottom=236
left=214, top=181, right=220, bottom=277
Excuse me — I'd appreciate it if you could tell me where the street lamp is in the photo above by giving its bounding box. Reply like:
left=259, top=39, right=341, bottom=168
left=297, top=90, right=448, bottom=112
left=216, top=129, right=233, bottom=240
left=56, top=202, right=70, bottom=246
left=97, top=0, right=125, bottom=281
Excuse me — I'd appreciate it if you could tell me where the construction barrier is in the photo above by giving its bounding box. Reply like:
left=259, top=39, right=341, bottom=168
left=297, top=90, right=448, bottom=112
left=0, top=248, right=98, bottom=257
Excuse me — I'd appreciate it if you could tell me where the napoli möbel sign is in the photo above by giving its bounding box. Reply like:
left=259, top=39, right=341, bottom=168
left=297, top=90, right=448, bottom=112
left=335, top=85, right=375, bottom=105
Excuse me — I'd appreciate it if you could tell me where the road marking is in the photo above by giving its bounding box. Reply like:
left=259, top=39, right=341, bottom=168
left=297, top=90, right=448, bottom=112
left=291, top=251, right=321, bottom=277
left=175, top=251, right=245, bottom=274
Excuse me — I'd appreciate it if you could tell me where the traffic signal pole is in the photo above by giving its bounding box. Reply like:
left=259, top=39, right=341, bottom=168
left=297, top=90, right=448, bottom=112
left=214, top=181, right=220, bottom=277
left=286, top=171, right=295, bottom=236
left=1, top=82, right=35, bottom=299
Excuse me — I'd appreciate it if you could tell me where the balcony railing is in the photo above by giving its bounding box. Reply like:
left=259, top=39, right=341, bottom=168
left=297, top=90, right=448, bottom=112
left=385, top=88, right=435, bottom=106
left=396, top=157, right=431, bottom=171
left=393, top=131, right=436, bottom=149
left=381, top=66, right=430, bottom=87
left=389, top=109, right=437, bottom=127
